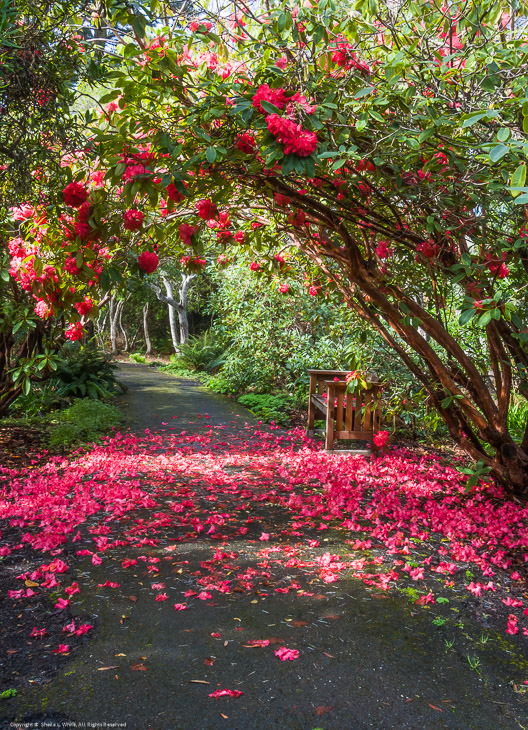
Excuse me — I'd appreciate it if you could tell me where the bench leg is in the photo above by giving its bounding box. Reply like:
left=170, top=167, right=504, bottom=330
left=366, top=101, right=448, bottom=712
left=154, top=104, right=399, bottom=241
left=325, top=404, right=334, bottom=451
left=307, top=397, right=315, bottom=438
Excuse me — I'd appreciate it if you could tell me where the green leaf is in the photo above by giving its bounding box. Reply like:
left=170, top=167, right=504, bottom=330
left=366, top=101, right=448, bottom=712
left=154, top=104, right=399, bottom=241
left=318, top=151, right=340, bottom=159
left=206, top=146, right=217, bottom=163
left=497, top=127, right=511, bottom=142
left=478, top=311, right=492, bottom=327
left=354, top=86, right=375, bottom=99
left=281, top=155, right=296, bottom=175
left=459, top=309, right=475, bottom=325
left=460, top=112, right=488, bottom=128
left=99, top=269, right=111, bottom=291
left=510, top=164, right=526, bottom=197
left=260, top=100, right=283, bottom=115
left=489, top=144, right=509, bottom=163
left=514, top=193, right=528, bottom=205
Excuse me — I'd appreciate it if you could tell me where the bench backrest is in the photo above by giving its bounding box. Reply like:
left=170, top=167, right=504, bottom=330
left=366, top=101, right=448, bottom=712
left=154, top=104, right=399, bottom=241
left=325, top=380, right=382, bottom=435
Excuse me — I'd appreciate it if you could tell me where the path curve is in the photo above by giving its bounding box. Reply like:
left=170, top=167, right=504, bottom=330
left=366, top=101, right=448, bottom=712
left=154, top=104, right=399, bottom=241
left=116, top=362, right=258, bottom=433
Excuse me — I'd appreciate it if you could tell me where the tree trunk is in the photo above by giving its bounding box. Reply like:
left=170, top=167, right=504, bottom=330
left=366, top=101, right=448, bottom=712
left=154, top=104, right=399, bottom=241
left=95, top=311, right=108, bottom=351
left=178, top=274, right=193, bottom=345
left=290, top=231, right=528, bottom=495
left=118, top=295, right=130, bottom=352
left=109, top=297, right=117, bottom=355
left=148, top=272, right=195, bottom=349
left=143, top=302, right=152, bottom=356
left=162, top=275, right=179, bottom=351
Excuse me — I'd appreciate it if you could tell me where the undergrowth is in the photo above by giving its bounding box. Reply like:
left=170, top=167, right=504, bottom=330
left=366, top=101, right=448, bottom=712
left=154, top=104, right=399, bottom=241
left=48, top=400, right=124, bottom=449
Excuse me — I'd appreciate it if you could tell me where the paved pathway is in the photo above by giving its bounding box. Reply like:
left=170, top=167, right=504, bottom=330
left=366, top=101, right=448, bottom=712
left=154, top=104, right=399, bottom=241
left=1, top=365, right=527, bottom=730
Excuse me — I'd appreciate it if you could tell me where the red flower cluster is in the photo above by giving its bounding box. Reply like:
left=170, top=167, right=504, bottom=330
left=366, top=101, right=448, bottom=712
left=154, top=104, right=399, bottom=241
left=288, top=209, right=307, bottom=227
left=62, top=182, right=89, bottom=208
left=179, top=223, right=198, bottom=245
left=331, top=38, right=371, bottom=73
left=166, top=182, right=186, bottom=203
left=376, top=241, right=392, bottom=259
left=266, top=114, right=317, bottom=157
left=196, top=198, right=218, bottom=220
left=75, top=297, right=94, bottom=316
left=373, top=430, right=389, bottom=449
left=34, top=300, right=52, bottom=319
left=138, top=251, right=159, bottom=274
left=252, top=84, right=286, bottom=113
left=123, top=209, right=144, bottom=232
left=65, top=322, right=83, bottom=341
left=485, top=251, right=509, bottom=279
left=416, top=240, right=438, bottom=259
left=181, top=256, right=206, bottom=268
left=234, top=132, right=257, bottom=154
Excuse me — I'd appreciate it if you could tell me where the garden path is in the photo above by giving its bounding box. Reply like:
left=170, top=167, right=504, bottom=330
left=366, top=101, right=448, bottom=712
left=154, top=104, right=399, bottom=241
left=1, top=364, right=527, bottom=730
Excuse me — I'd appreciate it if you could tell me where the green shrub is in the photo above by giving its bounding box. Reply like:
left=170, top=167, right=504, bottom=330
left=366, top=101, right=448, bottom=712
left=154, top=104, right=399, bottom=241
left=237, top=393, right=295, bottom=426
left=509, top=397, right=528, bottom=443
left=130, top=352, right=147, bottom=364
left=49, top=399, right=124, bottom=448
left=53, top=343, right=124, bottom=400
left=158, top=363, right=205, bottom=379
left=10, top=381, right=64, bottom=417
left=207, top=375, right=238, bottom=395
left=172, top=331, right=226, bottom=373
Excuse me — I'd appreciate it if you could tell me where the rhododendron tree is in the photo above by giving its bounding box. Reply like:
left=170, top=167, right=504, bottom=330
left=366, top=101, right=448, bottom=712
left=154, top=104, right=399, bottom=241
left=8, top=0, right=528, bottom=492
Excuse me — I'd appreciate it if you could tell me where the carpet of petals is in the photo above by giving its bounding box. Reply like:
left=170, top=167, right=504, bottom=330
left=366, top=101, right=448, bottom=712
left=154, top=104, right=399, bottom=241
left=1, top=422, right=528, bottom=668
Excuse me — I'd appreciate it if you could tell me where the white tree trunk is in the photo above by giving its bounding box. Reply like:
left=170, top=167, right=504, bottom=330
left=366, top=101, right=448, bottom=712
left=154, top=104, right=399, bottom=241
left=162, top=275, right=179, bottom=351
left=178, top=274, right=193, bottom=345
left=109, top=296, right=118, bottom=355
left=143, top=302, right=152, bottom=356
left=118, top=295, right=130, bottom=352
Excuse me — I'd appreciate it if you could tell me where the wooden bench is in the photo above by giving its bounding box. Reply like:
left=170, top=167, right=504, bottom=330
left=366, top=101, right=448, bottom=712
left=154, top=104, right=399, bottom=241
left=306, top=370, right=382, bottom=451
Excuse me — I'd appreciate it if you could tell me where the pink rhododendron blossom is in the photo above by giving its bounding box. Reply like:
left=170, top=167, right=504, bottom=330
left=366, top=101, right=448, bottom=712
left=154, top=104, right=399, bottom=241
left=63, top=182, right=89, bottom=207
left=123, top=209, right=144, bottom=231
left=65, top=322, right=83, bottom=341
left=235, top=132, right=257, bottom=154
left=53, top=644, right=70, bottom=654
left=196, top=198, right=218, bottom=220
left=209, top=689, right=244, bottom=698
left=266, top=114, right=317, bottom=156
left=373, top=431, right=389, bottom=449
left=275, top=646, right=299, bottom=661
left=30, top=627, right=47, bottom=638
left=138, top=251, right=159, bottom=274
left=252, top=84, right=286, bottom=113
